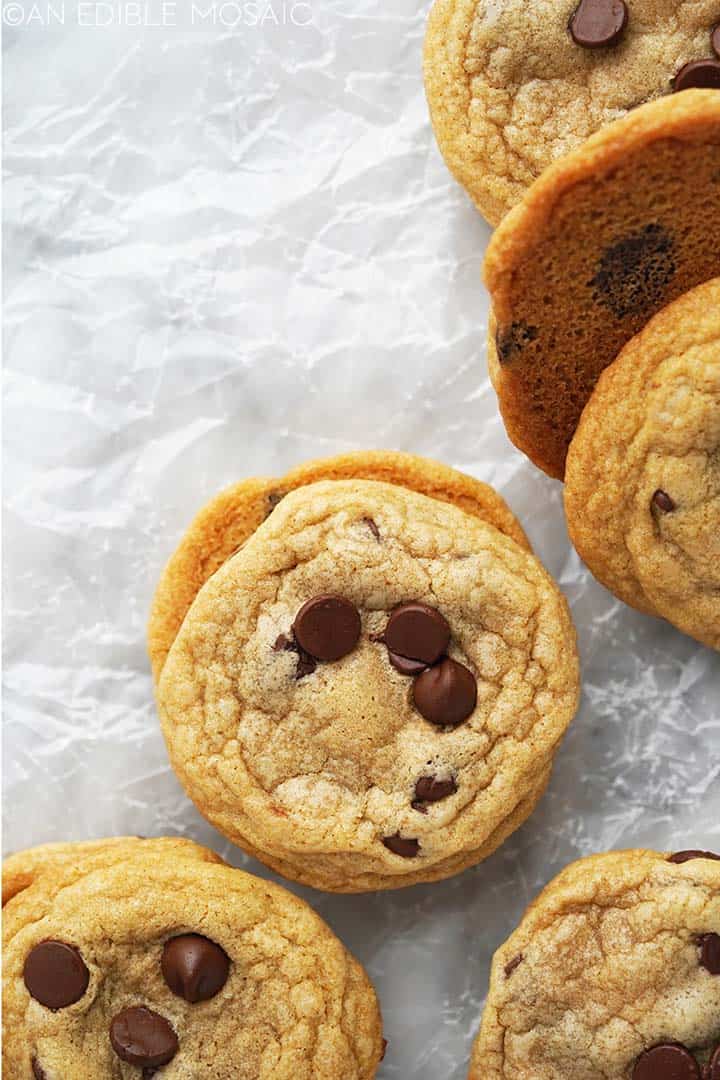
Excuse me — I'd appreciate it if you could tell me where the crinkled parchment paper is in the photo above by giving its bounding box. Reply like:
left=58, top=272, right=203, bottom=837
left=3, top=2, right=720, bottom=1075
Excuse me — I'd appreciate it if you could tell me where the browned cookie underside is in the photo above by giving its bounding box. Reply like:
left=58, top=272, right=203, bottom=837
left=485, top=91, right=720, bottom=479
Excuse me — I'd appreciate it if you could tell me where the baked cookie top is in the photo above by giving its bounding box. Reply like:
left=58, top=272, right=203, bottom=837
left=565, top=279, right=720, bottom=650
left=3, top=837, right=383, bottom=1080
left=484, top=90, right=720, bottom=479
left=148, top=450, right=531, bottom=685
left=469, top=848, right=720, bottom=1080
left=424, top=0, right=720, bottom=225
left=157, top=479, right=579, bottom=892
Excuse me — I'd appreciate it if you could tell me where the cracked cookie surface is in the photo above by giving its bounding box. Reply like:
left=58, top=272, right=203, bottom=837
left=148, top=450, right=530, bottom=685
left=424, top=0, right=720, bottom=225
left=2, top=837, right=383, bottom=1079
left=565, top=279, right=720, bottom=650
left=469, top=849, right=720, bottom=1080
left=157, top=478, right=579, bottom=892
left=484, top=91, right=720, bottom=479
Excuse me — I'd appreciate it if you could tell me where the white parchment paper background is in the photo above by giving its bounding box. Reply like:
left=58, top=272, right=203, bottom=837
left=3, top=2, right=720, bottom=1075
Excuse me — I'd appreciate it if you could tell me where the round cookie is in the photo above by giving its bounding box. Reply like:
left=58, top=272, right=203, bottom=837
left=484, top=90, right=720, bottom=479
left=469, top=848, right=720, bottom=1079
left=157, top=478, right=579, bottom=892
left=565, top=279, right=720, bottom=650
left=424, top=0, right=720, bottom=225
left=3, top=837, right=383, bottom=1079
left=148, top=450, right=531, bottom=684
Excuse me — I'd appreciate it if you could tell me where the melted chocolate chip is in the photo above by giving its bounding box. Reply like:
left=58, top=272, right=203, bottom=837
left=633, top=1044, right=701, bottom=1080
left=273, top=633, right=293, bottom=652
left=496, top=322, right=539, bottom=364
left=413, top=658, right=477, bottom=728
left=668, top=851, right=720, bottom=864
left=162, top=934, right=230, bottom=1003
left=31, top=1061, right=46, bottom=1080
left=700, top=933, right=720, bottom=975
left=504, top=954, right=523, bottom=978
left=363, top=516, right=381, bottom=541
left=266, top=491, right=285, bottom=517
left=109, top=1007, right=179, bottom=1069
left=569, top=0, right=628, bottom=49
left=293, top=595, right=361, bottom=662
left=385, top=602, right=450, bottom=665
left=389, top=651, right=429, bottom=676
left=273, top=631, right=317, bottom=679
left=708, top=1045, right=720, bottom=1080
left=413, top=774, right=457, bottom=805
left=590, top=224, right=676, bottom=320
left=382, top=834, right=420, bottom=858
left=24, top=941, right=90, bottom=1010
left=713, top=25, right=720, bottom=59
left=652, top=490, right=676, bottom=513
left=674, top=59, right=720, bottom=93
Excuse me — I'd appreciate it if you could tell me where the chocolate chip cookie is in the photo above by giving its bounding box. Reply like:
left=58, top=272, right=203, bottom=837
left=148, top=450, right=530, bottom=684
left=565, top=279, right=720, bottom=650
left=156, top=475, right=579, bottom=892
left=424, top=0, right=720, bottom=225
left=469, top=848, right=720, bottom=1079
left=3, top=837, right=384, bottom=1079
left=484, top=90, right=720, bottom=479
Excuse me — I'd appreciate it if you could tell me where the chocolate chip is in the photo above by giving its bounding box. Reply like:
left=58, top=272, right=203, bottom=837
left=24, top=941, right=90, bottom=1010
left=109, top=1007, right=179, bottom=1068
left=668, top=850, right=720, bottom=864
left=496, top=321, right=539, bottom=364
left=713, top=26, right=720, bottom=59
left=266, top=491, right=285, bottom=517
left=273, top=633, right=293, bottom=652
left=504, top=954, right=523, bottom=978
left=413, top=774, right=457, bottom=804
left=674, top=59, right=720, bottom=93
left=413, top=658, right=477, bottom=728
left=294, top=650, right=317, bottom=679
left=385, top=602, right=450, bottom=665
left=708, top=1045, right=720, bottom=1080
left=700, top=933, right=720, bottom=975
left=590, top=223, right=676, bottom=320
left=389, top=651, right=429, bottom=676
left=382, top=834, right=420, bottom=858
left=652, top=490, right=676, bottom=513
left=363, top=517, right=381, bottom=541
left=162, top=934, right=230, bottom=1003
left=31, top=1061, right=46, bottom=1080
left=633, top=1044, right=701, bottom=1080
left=569, top=0, right=628, bottom=49
left=293, top=595, right=361, bottom=662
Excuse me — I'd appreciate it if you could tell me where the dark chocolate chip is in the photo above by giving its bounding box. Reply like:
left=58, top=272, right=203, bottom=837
left=413, top=774, right=457, bottom=804
left=413, top=658, right=477, bottom=728
left=266, top=491, right=285, bottom=517
left=273, top=633, right=294, bottom=652
left=713, top=26, right=720, bottom=60
left=24, top=941, right=90, bottom=1010
left=633, top=1044, right=701, bottom=1080
left=272, top=632, right=317, bottom=679
left=496, top=322, right=539, bottom=364
left=504, top=954, right=524, bottom=978
left=668, top=851, right=720, bottom=864
left=293, top=595, right=361, bottom=662
left=652, top=490, right=676, bottom=513
left=569, top=0, right=628, bottom=49
left=109, top=1007, right=179, bottom=1068
left=389, top=651, right=429, bottom=676
left=385, top=602, right=450, bottom=665
left=161, top=934, right=230, bottom=1003
left=31, top=1061, right=46, bottom=1080
left=363, top=517, right=381, bottom=541
left=708, top=1045, right=720, bottom=1080
left=674, top=59, right=720, bottom=93
left=700, top=933, right=720, bottom=975
left=382, top=834, right=420, bottom=858
left=590, top=223, right=676, bottom=320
